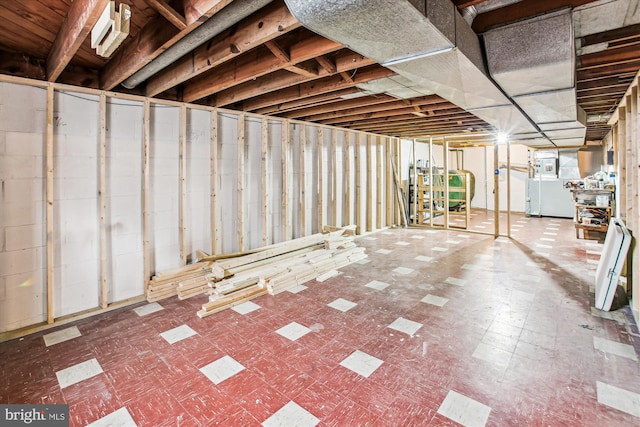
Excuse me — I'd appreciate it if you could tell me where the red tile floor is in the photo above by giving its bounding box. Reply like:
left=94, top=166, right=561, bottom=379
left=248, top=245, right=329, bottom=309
left=2, top=213, right=640, bottom=426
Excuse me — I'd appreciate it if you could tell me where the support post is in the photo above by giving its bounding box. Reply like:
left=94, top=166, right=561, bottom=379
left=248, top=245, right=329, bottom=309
left=282, top=121, right=291, bottom=241
left=412, top=139, right=418, bottom=225
left=300, top=124, right=307, bottom=237
left=444, top=138, right=450, bottom=229
left=142, top=100, right=151, bottom=287
left=494, top=141, right=500, bottom=237
left=355, top=133, right=362, bottom=234
left=261, top=118, right=270, bottom=246
left=99, top=93, right=108, bottom=308
left=46, top=85, right=55, bottom=323
left=345, top=133, right=351, bottom=225
left=179, top=105, right=187, bottom=265
left=366, top=134, right=373, bottom=232
left=237, top=113, right=245, bottom=251
left=386, top=137, right=393, bottom=227
left=318, top=127, right=324, bottom=232
left=507, top=136, right=511, bottom=238
left=211, top=109, right=219, bottom=254
left=376, top=135, right=383, bottom=230
left=332, top=128, right=338, bottom=226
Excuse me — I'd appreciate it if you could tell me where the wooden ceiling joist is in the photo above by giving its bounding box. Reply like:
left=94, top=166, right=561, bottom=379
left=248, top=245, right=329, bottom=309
left=146, top=0, right=187, bottom=30
left=253, top=88, right=358, bottom=115
left=100, top=0, right=233, bottom=90
left=145, top=2, right=300, bottom=97
left=46, top=0, right=110, bottom=81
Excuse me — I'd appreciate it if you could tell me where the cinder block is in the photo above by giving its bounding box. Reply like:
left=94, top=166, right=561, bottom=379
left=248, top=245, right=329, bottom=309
left=0, top=202, right=38, bottom=227
left=6, top=132, right=44, bottom=156
left=1, top=179, right=44, bottom=202
left=54, top=155, right=97, bottom=178
left=109, top=175, right=141, bottom=197
left=5, top=223, right=44, bottom=251
left=113, top=252, right=143, bottom=300
left=0, top=248, right=38, bottom=276
left=56, top=177, right=98, bottom=200
left=0, top=276, right=5, bottom=301
left=62, top=259, right=98, bottom=286
left=109, top=136, right=142, bottom=155
left=0, top=155, right=43, bottom=180
left=109, top=156, right=140, bottom=177
left=111, top=232, right=142, bottom=256
left=57, top=199, right=98, bottom=231
left=0, top=131, right=5, bottom=153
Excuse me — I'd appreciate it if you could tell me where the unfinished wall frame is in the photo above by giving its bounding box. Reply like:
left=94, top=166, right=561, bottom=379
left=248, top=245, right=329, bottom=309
left=0, top=74, right=399, bottom=339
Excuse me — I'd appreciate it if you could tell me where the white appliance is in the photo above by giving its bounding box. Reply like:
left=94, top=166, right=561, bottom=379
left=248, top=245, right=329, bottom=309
left=595, top=218, right=631, bottom=311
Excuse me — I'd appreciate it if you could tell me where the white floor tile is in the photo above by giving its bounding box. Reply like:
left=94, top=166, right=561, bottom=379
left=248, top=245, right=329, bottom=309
left=414, top=255, right=433, bottom=262
left=200, top=355, right=245, bottom=385
left=276, top=322, right=312, bottom=341
left=540, top=237, right=555, bottom=242
left=437, top=390, right=492, bottom=427
left=491, top=247, right=501, bottom=251
left=421, top=294, right=449, bottom=307
left=262, top=401, right=319, bottom=427
left=475, top=225, right=487, bottom=229
left=432, top=246, right=448, bottom=252
left=587, top=259, right=599, bottom=265
left=363, top=236, right=377, bottom=241
left=411, top=235, right=425, bottom=239
left=56, top=358, right=103, bottom=389
left=472, top=342, right=512, bottom=369
left=446, top=240, right=461, bottom=244
left=340, top=350, right=383, bottom=378
left=535, top=251, right=551, bottom=257
left=376, top=249, right=392, bottom=255
left=587, top=249, right=602, bottom=255
left=476, top=254, right=493, bottom=260
left=516, top=274, right=542, bottom=283
left=133, top=302, right=164, bottom=316
left=328, top=298, right=357, bottom=312
left=43, top=326, right=81, bottom=347
left=160, top=324, right=197, bottom=344
left=395, top=241, right=411, bottom=246
left=232, top=301, right=262, bottom=315
left=536, top=244, right=553, bottom=249
left=365, top=280, right=390, bottom=291
left=287, top=284, right=308, bottom=294
left=356, top=258, right=371, bottom=265
left=445, top=277, right=466, bottom=286
left=381, top=231, right=393, bottom=235
left=593, top=336, right=638, bottom=361
left=86, top=407, right=137, bottom=427
left=546, top=227, right=560, bottom=231
left=511, top=224, right=524, bottom=228
left=596, top=381, right=640, bottom=417
left=388, top=317, right=423, bottom=336
left=543, top=232, right=557, bottom=236
left=393, top=266, right=414, bottom=275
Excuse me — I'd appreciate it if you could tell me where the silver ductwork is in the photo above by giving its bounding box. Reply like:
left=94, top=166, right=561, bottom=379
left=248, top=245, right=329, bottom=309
left=484, top=9, right=586, bottom=147
left=284, top=0, right=586, bottom=147
left=283, top=0, right=538, bottom=141
left=121, top=0, right=273, bottom=89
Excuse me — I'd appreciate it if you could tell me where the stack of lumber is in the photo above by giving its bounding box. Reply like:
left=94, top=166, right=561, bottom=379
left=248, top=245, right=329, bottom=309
left=146, top=261, right=212, bottom=302
left=196, top=227, right=365, bottom=318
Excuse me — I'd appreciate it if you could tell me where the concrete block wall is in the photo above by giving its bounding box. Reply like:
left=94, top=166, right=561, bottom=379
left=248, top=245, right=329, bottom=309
left=0, top=83, right=47, bottom=331
left=0, top=79, right=396, bottom=333
left=106, top=99, right=144, bottom=302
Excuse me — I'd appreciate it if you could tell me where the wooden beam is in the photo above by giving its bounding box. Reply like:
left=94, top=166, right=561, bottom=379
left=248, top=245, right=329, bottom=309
left=146, top=0, right=187, bottom=30
left=99, top=93, right=108, bottom=309
left=345, top=133, right=351, bottom=224
left=146, top=2, right=299, bottom=96
left=211, top=109, right=219, bottom=254
left=340, top=71, right=354, bottom=84
left=101, top=0, right=232, bottom=90
left=355, top=133, right=362, bottom=234
left=262, top=118, right=270, bottom=246
left=179, top=105, right=187, bottom=265
left=281, top=94, right=399, bottom=119
left=318, top=127, right=324, bottom=232
left=366, top=134, right=373, bottom=232
left=143, top=100, right=151, bottom=284
left=46, top=85, right=55, bottom=323
left=240, top=64, right=396, bottom=112
left=47, top=0, right=110, bottom=81
left=332, top=128, right=338, bottom=226
left=300, top=124, right=307, bottom=237
left=183, top=36, right=344, bottom=103
left=285, top=64, right=320, bottom=78
left=237, top=113, right=246, bottom=251
left=316, top=55, right=337, bottom=74
left=264, top=40, right=290, bottom=62
left=254, top=88, right=358, bottom=115
left=282, top=121, right=292, bottom=241
left=386, top=137, right=393, bottom=227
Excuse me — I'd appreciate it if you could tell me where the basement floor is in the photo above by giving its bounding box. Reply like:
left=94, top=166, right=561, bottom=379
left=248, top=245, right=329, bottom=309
left=2, top=214, right=640, bottom=426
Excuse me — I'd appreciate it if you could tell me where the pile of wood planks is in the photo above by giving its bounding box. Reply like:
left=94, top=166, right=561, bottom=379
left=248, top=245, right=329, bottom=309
left=146, top=226, right=366, bottom=318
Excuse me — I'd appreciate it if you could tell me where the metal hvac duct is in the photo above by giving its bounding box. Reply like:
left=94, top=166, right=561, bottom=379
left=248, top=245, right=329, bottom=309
left=121, top=0, right=273, bottom=89
left=283, top=0, right=538, bottom=139
left=484, top=9, right=587, bottom=147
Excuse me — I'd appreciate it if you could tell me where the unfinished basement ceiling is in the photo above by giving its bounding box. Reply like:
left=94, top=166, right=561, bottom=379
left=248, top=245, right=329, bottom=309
left=0, top=0, right=639, bottom=145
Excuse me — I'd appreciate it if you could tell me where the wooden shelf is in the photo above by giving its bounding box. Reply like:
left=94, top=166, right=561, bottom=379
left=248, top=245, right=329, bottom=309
left=572, top=188, right=615, bottom=239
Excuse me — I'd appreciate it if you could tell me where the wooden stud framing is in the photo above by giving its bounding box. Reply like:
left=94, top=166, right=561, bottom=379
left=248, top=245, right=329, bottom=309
left=332, top=128, right=338, bottom=226
left=366, top=134, right=373, bottom=232
left=443, top=138, right=450, bottom=230
left=237, top=113, right=246, bottom=251
left=318, top=127, right=324, bottom=232
left=355, top=133, right=362, bottom=234
left=395, top=138, right=401, bottom=225
left=99, top=93, right=108, bottom=309
left=412, top=139, right=418, bottom=225
left=46, top=85, right=55, bottom=324
left=506, top=137, right=511, bottom=238
left=376, top=135, right=383, bottom=230
left=344, top=132, right=351, bottom=225
left=282, top=121, right=291, bottom=241
left=261, top=118, right=270, bottom=246
left=142, top=99, right=151, bottom=286
left=493, top=142, right=500, bottom=237
left=618, top=107, right=627, bottom=222
left=300, top=124, right=307, bottom=237
left=210, top=109, right=219, bottom=254
left=386, top=137, right=393, bottom=227
left=429, top=138, right=434, bottom=227
left=179, top=105, right=187, bottom=265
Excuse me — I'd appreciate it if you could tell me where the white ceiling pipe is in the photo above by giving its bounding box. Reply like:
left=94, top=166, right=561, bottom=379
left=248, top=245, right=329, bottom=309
left=121, top=0, right=273, bottom=89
